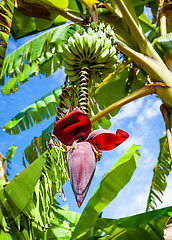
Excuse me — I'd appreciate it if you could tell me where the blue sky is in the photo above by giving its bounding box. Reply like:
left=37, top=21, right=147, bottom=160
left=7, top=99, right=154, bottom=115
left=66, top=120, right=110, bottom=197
left=0, top=27, right=172, bottom=220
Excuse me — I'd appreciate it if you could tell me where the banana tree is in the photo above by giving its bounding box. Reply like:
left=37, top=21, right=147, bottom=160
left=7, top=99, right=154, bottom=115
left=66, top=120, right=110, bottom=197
left=1, top=0, right=172, bottom=238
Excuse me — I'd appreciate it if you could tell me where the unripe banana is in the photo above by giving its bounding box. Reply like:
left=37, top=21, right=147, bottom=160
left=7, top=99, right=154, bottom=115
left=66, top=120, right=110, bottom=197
left=63, top=60, right=79, bottom=71
left=96, top=49, right=110, bottom=63
left=62, top=44, right=77, bottom=61
left=65, top=68, right=79, bottom=77
left=68, top=37, right=81, bottom=57
left=62, top=22, right=117, bottom=83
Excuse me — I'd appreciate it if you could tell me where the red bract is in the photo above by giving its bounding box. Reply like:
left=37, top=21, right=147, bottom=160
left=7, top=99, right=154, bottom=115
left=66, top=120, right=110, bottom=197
left=53, top=108, right=91, bottom=145
left=53, top=108, right=129, bottom=207
left=86, top=129, right=129, bottom=151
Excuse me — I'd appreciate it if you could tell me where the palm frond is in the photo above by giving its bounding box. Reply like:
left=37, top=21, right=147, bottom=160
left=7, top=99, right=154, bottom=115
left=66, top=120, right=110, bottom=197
left=147, top=135, right=172, bottom=211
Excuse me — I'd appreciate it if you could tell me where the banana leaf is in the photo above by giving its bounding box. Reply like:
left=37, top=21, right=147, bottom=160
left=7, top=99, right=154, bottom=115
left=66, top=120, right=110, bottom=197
left=147, top=135, right=172, bottom=211
left=0, top=145, right=67, bottom=234
left=2, top=86, right=63, bottom=134
left=11, top=0, right=68, bottom=39
left=0, top=24, right=79, bottom=92
left=0, top=0, right=14, bottom=75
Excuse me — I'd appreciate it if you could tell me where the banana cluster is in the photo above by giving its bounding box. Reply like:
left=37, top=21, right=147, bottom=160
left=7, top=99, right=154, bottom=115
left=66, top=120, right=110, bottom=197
left=62, top=23, right=117, bottom=83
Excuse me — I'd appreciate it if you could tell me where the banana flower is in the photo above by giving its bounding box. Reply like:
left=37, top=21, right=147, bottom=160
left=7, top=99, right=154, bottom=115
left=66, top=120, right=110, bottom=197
left=53, top=108, right=129, bottom=207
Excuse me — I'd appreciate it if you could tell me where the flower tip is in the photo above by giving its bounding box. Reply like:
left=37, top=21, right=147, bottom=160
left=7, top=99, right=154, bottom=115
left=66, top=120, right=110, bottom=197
left=116, top=129, right=129, bottom=139
left=76, top=199, right=82, bottom=208
left=75, top=193, right=86, bottom=208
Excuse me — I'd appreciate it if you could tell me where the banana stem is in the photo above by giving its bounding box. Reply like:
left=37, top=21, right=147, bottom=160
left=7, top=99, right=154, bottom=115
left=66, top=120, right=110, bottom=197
left=159, top=2, right=167, bottom=35
left=79, top=66, right=90, bottom=115
left=110, top=0, right=163, bottom=62
left=116, top=42, right=172, bottom=87
left=90, top=84, right=157, bottom=124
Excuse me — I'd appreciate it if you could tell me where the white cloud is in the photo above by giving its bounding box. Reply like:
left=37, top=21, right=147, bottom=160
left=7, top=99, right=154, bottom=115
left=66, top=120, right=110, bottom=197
left=111, top=98, right=144, bottom=122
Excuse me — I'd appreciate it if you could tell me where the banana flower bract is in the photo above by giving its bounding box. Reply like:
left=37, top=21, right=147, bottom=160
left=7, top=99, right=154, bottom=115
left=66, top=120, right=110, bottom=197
left=53, top=108, right=129, bottom=207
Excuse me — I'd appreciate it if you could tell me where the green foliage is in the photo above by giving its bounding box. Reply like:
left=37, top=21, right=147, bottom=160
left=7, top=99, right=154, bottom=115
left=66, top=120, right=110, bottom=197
left=0, top=145, right=67, bottom=236
left=0, top=0, right=14, bottom=74
left=22, top=122, right=54, bottom=166
left=2, top=86, right=63, bottom=134
left=11, top=0, right=68, bottom=39
left=1, top=0, right=172, bottom=238
left=0, top=24, right=79, bottom=93
left=91, top=66, right=145, bottom=117
left=5, top=143, right=17, bottom=176
left=93, top=206, right=172, bottom=239
left=152, top=33, right=172, bottom=59
left=72, top=144, right=140, bottom=239
left=147, top=135, right=172, bottom=211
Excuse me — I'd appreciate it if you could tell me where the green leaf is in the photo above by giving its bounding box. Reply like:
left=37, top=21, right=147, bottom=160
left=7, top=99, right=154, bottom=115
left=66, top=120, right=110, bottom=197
left=23, top=146, right=68, bottom=228
left=138, top=12, right=155, bottom=34
left=0, top=0, right=14, bottom=76
left=0, top=145, right=68, bottom=231
left=2, top=86, right=63, bottom=134
left=1, top=24, right=77, bottom=93
left=147, top=135, right=172, bottom=211
left=11, top=0, right=68, bottom=40
left=71, top=144, right=140, bottom=239
left=5, top=144, right=17, bottom=161
left=5, top=144, right=17, bottom=176
left=94, top=206, right=172, bottom=239
left=0, top=230, right=13, bottom=240
left=0, top=152, right=46, bottom=230
left=152, top=33, right=172, bottom=59
left=22, top=122, right=54, bottom=166
left=33, top=0, right=69, bottom=10
left=92, top=66, right=145, bottom=117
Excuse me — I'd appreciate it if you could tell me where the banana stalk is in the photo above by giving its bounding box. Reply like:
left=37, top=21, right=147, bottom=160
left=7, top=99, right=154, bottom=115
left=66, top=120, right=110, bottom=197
left=117, top=42, right=172, bottom=107
left=90, top=83, right=167, bottom=124
left=79, top=65, right=90, bottom=115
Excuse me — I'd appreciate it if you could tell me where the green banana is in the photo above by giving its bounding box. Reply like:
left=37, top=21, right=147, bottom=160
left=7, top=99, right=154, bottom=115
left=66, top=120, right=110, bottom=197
left=63, top=54, right=79, bottom=66
left=109, top=46, right=117, bottom=58
left=87, top=33, right=98, bottom=58
left=104, top=58, right=117, bottom=68
left=65, top=68, right=79, bottom=77
left=62, top=44, right=77, bottom=61
left=87, top=27, right=94, bottom=36
left=102, top=65, right=116, bottom=74
left=63, top=60, right=79, bottom=71
left=68, top=37, right=81, bottom=57
left=92, top=39, right=103, bottom=58
left=62, top=22, right=117, bottom=83
left=82, top=32, right=89, bottom=57
left=68, top=74, right=79, bottom=82
left=74, top=32, right=85, bottom=58
left=96, top=49, right=110, bottom=63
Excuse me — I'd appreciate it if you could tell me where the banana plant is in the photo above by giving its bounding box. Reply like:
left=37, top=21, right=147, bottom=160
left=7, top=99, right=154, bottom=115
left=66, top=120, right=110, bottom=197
left=1, top=0, right=172, bottom=238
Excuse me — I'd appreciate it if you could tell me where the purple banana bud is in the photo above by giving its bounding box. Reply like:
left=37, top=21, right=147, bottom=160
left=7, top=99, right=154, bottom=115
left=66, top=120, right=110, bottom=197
left=67, top=141, right=96, bottom=208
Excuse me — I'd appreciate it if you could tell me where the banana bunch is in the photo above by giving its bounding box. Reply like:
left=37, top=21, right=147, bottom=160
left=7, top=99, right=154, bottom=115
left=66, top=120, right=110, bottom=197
left=62, top=23, right=117, bottom=83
